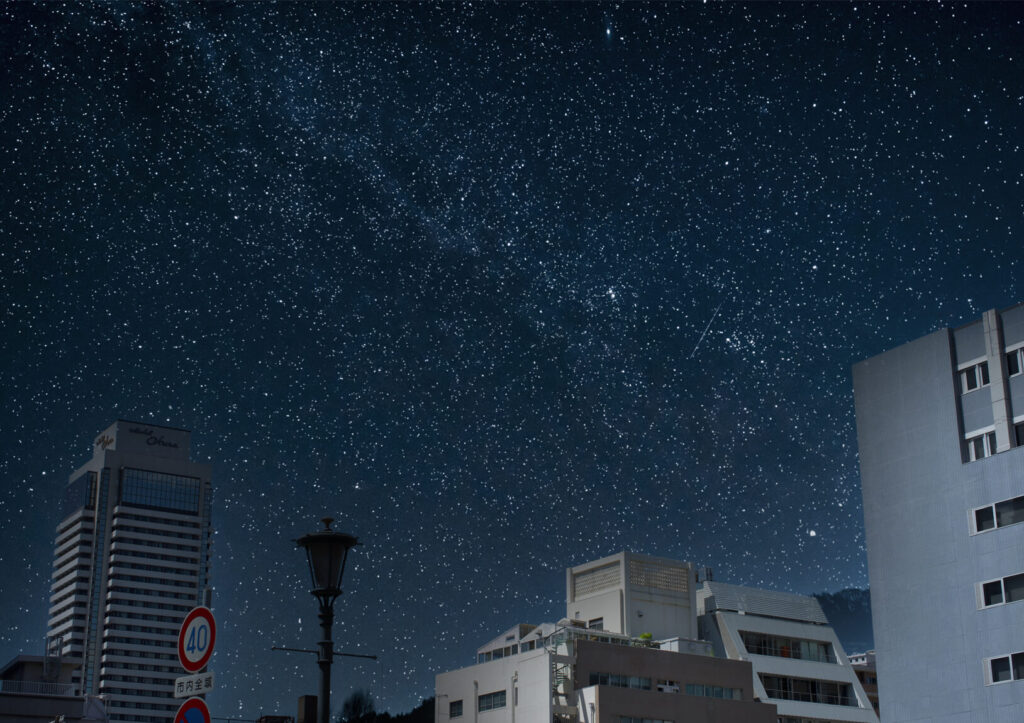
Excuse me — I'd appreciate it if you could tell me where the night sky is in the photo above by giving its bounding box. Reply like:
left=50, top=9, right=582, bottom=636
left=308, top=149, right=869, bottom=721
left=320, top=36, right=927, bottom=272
left=1, top=1, right=1022, bottom=717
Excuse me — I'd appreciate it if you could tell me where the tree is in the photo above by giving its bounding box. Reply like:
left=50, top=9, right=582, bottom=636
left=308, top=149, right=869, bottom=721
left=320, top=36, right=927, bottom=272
left=339, top=690, right=376, bottom=723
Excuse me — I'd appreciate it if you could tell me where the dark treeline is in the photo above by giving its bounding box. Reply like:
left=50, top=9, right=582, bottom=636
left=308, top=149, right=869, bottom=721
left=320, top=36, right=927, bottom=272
left=338, top=691, right=433, bottom=723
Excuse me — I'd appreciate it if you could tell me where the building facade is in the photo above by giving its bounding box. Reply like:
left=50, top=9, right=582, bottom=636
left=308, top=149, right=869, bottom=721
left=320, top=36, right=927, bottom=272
left=47, top=421, right=213, bottom=723
left=853, top=303, right=1024, bottom=721
left=439, top=552, right=887, bottom=722
left=435, top=619, right=776, bottom=723
left=566, top=552, right=697, bottom=641
left=698, top=581, right=878, bottom=723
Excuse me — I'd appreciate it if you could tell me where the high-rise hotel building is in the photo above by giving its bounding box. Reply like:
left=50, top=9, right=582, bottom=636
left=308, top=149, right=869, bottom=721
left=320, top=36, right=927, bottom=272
left=46, top=421, right=212, bottom=723
left=854, top=304, right=1024, bottom=721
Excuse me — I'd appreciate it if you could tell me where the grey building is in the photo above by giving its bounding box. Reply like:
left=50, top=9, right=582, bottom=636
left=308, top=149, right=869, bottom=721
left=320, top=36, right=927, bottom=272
left=47, top=421, right=213, bottom=723
left=853, top=304, right=1024, bottom=722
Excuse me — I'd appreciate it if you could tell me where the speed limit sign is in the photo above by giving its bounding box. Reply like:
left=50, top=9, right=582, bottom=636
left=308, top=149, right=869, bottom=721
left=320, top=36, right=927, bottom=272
left=178, top=606, right=216, bottom=673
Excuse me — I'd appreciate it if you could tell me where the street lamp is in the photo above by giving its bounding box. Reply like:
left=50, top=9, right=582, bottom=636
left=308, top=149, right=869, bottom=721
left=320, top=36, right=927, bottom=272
left=296, top=517, right=359, bottom=723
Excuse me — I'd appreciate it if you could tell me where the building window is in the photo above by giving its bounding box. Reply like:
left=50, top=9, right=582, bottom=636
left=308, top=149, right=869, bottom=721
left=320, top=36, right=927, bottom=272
left=758, top=674, right=854, bottom=706
left=684, top=683, right=742, bottom=700
left=988, top=652, right=1024, bottom=684
left=449, top=700, right=463, bottom=718
left=588, top=617, right=604, bottom=630
left=973, top=495, right=1024, bottom=533
left=1015, top=421, right=1024, bottom=447
left=960, top=361, right=990, bottom=393
left=979, top=573, right=1024, bottom=608
left=967, top=431, right=997, bottom=461
left=740, top=631, right=836, bottom=663
left=590, top=672, right=652, bottom=690
left=619, top=718, right=672, bottom=723
left=477, top=690, right=506, bottom=712
left=1007, top=347, right=1024, bottom=377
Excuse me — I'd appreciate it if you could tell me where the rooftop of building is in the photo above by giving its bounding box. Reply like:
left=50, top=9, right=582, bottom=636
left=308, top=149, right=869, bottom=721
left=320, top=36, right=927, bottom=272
left=697, top=580, right=829, bottom=624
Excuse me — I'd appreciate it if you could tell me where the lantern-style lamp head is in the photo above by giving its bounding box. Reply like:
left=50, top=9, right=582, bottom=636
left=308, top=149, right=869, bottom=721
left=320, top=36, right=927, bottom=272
left=296, top=517, right=359, bottom=606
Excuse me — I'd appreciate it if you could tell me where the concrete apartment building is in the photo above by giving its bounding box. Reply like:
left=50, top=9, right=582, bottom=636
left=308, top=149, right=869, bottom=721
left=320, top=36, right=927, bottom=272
left=46, top=421, right=213, bottom=723
left=698, top=581, right=877, bottom=723
left=437, top=551, right=874, bottom=723
left=853, top=303, right=1024, bottom=722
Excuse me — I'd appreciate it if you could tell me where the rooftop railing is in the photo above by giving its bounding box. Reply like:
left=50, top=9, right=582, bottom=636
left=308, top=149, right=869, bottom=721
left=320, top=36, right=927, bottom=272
left=0, top=679, right=78, bottom=696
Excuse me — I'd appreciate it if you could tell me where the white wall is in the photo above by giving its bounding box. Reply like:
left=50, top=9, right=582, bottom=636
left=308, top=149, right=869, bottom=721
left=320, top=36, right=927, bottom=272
left=435, top=649, right=550, bottom=723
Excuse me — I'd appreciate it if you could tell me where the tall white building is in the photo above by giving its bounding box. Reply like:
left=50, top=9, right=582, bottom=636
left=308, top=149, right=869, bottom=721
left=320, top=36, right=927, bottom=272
left=47, top=421, right=213, bottom=723
left=853, top=304, right=1024, bottom=721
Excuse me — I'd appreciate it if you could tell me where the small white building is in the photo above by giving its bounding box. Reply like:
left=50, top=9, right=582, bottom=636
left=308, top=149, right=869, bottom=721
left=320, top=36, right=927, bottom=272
left=698, top=581, right=879, bottom=723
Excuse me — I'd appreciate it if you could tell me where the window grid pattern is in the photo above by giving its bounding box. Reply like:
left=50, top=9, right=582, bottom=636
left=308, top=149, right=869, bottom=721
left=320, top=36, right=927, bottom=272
left=989, top=652, right=1024, bottom=684
left=960, top=361, right=990, bottom=393
left=975, top=495, right=1024, bottom=533
left=590, top=672, right=652, bottom=690
left=758, top=674, right=854, bottom=706
left=620, top=718, right=672, bottom=723
left=477, top=690, right=505, bottom=712
left=120, top=469, right=200, bottom=513
left=740, top=631, right=836, bottom=663
left=684, top=683, right=742, bottom=700
left=981, top=572, right=1024, bottom=607
left=967, top=431, right=996, bottom=461
left=449, top=700, right=463, bottom=718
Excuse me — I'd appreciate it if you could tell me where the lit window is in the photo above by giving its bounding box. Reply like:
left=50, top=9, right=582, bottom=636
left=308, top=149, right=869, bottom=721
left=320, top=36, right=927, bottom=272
left=960, top=361, right=990, bottom=393
left=1007, top=348, right=1024, bottom=377
left=973, top=496, right=1024, bottom=534
left=449, top=700, right=463, bottom=718
left=988, top=652, right=1024, bottom=684
left=980, top=573, right=1024, bottom=608
left=967, top=431, right=997, bottom=461
left=477, top=690, right=506, bottom=712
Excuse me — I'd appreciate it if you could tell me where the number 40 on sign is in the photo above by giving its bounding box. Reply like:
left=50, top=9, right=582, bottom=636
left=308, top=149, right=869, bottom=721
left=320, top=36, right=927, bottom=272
left=178, top=606, right=217, bottom=674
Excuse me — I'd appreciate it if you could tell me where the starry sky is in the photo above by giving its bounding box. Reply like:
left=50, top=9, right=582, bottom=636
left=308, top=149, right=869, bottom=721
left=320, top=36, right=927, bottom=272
left=1, top=1, right=1022, bottom=717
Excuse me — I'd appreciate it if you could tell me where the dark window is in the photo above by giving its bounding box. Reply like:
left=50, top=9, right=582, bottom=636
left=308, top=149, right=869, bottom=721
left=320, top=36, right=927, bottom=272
left=996, top=497, right=1024, bottom=527
left=976, top=506, right=996, bottom=532
left=984, top=581, right=1004, bottom=606
left=1007, top=349, right=1023, bottom=377
left=968, top=432, right=996, bottom=461
left=449, top=700, right=463, bottom=718
left=991, top=656, right=1012, bottom=683
left=120, top=468, right=201, bottom=513
left=1015, top=422, right=1024, bottom=447
left=588, top=617, right=604, bottom=630
left=1014, top=653, right=1024, bottom=681
left=740, top=631, right=835, bottom=663
left=1004, top=574, right=1024, bottom=603
left=961, top=361, right=991, bottom=393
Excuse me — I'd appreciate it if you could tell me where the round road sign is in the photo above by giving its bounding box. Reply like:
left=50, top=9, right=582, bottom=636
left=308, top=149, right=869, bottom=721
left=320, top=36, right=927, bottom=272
left=178, top=606, right=217, bottom=673
left=175, top=697, right=211, bottom=723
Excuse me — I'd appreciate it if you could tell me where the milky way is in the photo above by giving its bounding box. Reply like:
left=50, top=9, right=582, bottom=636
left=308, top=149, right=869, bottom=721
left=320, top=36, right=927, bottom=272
left=1, top=2, right=1022, bottom=716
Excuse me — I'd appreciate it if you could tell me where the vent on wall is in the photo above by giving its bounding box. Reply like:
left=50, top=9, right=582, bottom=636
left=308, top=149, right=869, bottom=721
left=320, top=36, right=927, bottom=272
left=629, top=559, right=688, bottom=593
left=573, top=562, right=621, bottom=598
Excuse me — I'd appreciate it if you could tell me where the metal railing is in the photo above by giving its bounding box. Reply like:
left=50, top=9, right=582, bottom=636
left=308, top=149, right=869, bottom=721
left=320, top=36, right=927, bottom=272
left=762, top=687, right=854, bottom=706
left=0, top=679, right=78, bottom=696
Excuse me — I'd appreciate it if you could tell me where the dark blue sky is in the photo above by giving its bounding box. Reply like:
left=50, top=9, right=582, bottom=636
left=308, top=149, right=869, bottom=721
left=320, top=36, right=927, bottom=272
left=1, top=2, right=1022, bottom=717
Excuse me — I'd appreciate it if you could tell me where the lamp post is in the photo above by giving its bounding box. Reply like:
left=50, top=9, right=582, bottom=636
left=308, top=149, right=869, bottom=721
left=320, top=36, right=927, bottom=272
left=296, top=517, right=359, bottom=723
